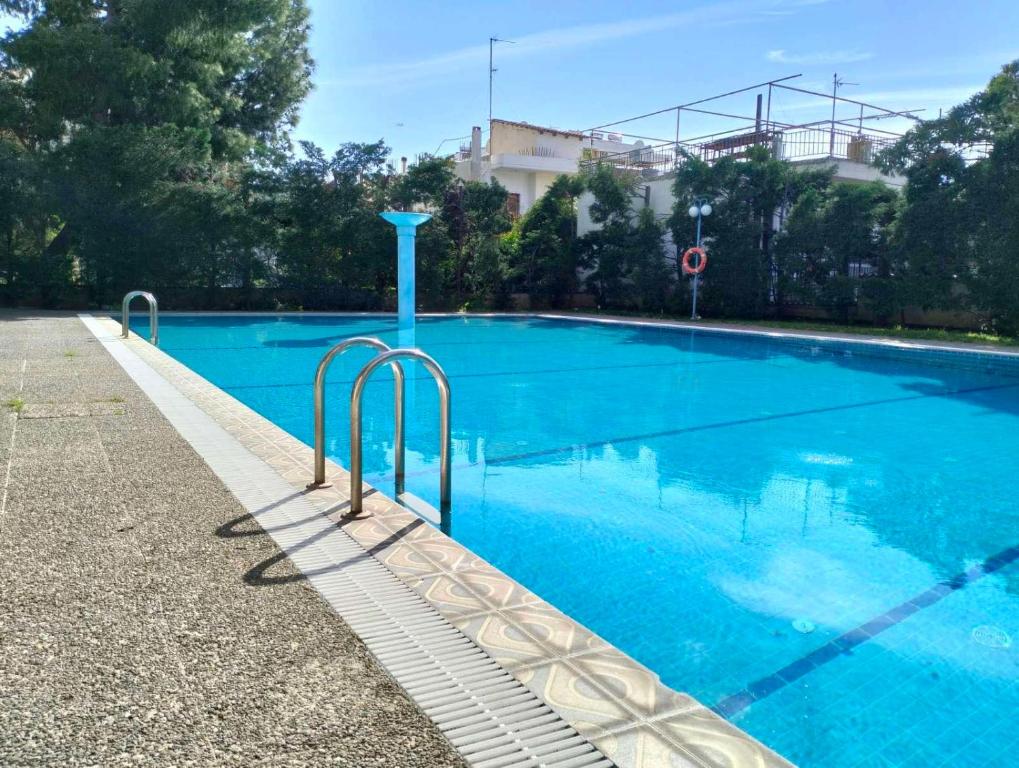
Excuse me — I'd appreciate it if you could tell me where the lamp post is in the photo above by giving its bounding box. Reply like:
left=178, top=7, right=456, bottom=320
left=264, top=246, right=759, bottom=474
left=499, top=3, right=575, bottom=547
left=687, top=198, right=712, bottom=320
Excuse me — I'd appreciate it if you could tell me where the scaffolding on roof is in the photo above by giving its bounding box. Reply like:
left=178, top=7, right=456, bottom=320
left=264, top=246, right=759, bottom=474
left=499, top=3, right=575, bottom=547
left=579, top=74, right=929, bottom=176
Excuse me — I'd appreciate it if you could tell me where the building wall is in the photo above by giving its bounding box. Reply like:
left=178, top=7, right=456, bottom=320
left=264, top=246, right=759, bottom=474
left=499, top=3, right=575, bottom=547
left=793, top=158, right=905, bottom=189
left=452, top=120, right=637, bottom=217
left=466, top=168, right=562, bottom=215
left=489, top=121, right=584, bottom=159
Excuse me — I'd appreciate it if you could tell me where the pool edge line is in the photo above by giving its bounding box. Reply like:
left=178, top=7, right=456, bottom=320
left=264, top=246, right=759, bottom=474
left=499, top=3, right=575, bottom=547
left=82, top=313, right=795, bottom=768
left=118, top=309, right=1019, bottom=361
left=527, top=312, right=1019, bottom=359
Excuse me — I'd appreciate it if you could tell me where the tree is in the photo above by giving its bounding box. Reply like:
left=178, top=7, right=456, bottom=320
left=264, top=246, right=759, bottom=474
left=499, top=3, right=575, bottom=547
left=502, top=174, right=585, bottom=306
left=879, top=59, right=1019, bottom=330
left=967, top=125, right=1019, bottom=331
left=579, top=164, right=671, bottom=310
left=879, top=137, right=972, bottom=315
left=580, top=165, right=637, bottom=306
left=629, top=207, right=671, bottom=312
left=0, top=0, right=312, bottom=303
left=390, top=154, right=455, bottom=211
left=442, top=179, right=511, bottom=303
left=388, top=156, right=512, bottom=308
left=0, top=132, right=58, bottom=304
left=776, top=181, right=897, bottom=323
left=669, top=146, right=830, bottom=318
left=268, top=141, right=392, bottom=306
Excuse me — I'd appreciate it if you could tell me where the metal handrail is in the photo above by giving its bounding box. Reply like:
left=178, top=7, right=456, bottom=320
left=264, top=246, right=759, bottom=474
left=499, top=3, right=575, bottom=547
left=121, top=291, right=159, bottom=345
left=350, top=349, right=451, bottom=527
left=310, top=337, right=405, bottom=489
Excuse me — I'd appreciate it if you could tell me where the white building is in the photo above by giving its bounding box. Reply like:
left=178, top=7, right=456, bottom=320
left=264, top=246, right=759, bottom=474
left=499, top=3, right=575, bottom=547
left=451, top=114, right=904, bottom=240
left=454, top=119, right=641, bottom=217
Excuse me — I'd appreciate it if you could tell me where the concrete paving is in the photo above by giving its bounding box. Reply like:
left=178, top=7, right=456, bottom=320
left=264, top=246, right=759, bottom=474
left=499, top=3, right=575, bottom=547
left=0, top=311, right=466, bottom=768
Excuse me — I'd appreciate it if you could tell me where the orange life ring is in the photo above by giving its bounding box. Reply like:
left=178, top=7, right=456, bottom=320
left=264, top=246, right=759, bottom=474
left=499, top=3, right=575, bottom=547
left=682, top=246, right=707, bottom=275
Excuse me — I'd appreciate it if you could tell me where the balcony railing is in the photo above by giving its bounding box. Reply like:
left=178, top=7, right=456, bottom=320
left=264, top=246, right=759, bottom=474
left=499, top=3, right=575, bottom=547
left=455, top=144, right=567, bottom=161
left=580, top=125, right=903, bottom=177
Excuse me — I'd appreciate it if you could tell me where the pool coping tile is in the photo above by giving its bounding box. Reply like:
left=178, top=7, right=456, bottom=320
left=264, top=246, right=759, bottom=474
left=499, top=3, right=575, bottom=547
left=96, top=315, right=796, bottom=768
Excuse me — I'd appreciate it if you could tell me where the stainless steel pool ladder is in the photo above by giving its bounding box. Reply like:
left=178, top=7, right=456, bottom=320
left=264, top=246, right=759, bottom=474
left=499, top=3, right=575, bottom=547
left=310, top=337, right=405, bottom=489
left=349, top=348, right=451, bottom=524
left=121, top=290, right=159, bottom=345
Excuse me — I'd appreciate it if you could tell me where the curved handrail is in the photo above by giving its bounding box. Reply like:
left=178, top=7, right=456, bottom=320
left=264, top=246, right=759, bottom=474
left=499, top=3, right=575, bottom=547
left=350, top=349, right=450, bottom=527
left=121, top=291, right=158, bottom=345
left=311, top=337, right=405, bottom=488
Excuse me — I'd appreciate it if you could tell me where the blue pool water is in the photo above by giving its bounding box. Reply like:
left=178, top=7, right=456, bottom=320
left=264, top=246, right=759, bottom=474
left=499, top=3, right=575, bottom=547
left=132, top=314, right=1019, bottom=767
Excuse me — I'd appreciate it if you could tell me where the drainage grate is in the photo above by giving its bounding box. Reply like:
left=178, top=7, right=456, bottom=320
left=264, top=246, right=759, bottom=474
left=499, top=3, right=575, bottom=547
left=83, top=315, right=613, bottom=768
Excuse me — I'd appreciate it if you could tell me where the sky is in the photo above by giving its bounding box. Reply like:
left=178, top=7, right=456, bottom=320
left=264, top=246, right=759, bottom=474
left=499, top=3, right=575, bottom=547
left=301, top=0, right=1019, bottom=162
left=3, top=1, right=1017, bottom=161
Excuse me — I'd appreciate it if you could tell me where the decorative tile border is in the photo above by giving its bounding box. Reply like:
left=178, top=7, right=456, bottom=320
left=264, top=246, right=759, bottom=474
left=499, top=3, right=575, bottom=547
left=93, top=314, right=794, bottom=768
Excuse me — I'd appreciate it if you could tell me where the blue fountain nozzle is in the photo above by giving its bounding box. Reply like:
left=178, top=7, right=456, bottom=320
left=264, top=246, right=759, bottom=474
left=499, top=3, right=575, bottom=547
left=380, top=211, right=432, bottom=229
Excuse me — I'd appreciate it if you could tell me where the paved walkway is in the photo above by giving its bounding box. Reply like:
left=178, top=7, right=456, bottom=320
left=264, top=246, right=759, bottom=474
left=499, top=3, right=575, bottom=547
left=0, top=311, right=465, bottom=767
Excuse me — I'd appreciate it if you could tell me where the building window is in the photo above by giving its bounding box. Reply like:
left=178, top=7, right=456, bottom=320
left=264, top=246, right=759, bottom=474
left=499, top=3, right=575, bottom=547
left=506, top=193, right=521, bottom=220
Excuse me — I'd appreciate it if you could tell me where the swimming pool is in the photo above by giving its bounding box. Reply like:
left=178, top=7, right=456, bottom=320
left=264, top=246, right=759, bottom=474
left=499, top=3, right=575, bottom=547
left=132, top=313, right=1019, bottom=767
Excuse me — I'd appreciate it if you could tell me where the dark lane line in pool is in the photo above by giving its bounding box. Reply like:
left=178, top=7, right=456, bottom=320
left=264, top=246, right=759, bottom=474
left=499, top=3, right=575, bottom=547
left=216, top=355, right=774, bottom=392
left=711, top=543, right=1019, bottom=719
left=370, top=380, right=1019, bottom=484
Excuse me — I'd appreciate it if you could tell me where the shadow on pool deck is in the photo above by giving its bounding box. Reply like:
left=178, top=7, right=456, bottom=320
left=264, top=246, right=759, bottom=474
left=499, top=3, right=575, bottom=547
left=226, top=509, right=427, bottom=588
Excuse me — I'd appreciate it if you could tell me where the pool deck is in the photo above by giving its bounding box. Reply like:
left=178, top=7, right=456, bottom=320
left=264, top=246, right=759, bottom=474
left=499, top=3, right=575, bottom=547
left=1, top=309, right=799, bottom=768
left=0, top=311, right=467, bottom=767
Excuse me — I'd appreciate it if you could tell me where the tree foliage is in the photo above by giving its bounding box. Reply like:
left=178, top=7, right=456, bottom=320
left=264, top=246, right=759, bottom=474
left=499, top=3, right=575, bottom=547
left=879, top=59, right=1019, bottom=330
left=669, top=147, right=831, bottom=318
left=0, top=0, right=312, bottom=303
left=776, top=181, right=897, bottom=322
left=580, top=164, right=670, bottom=311
left=1, top=4, right=1018, bottom=337
left=501, top=174, right=585, bottom=306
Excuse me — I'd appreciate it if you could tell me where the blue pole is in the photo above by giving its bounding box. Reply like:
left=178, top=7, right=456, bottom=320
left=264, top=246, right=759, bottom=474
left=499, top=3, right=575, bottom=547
left=396, top=225, right=416, bottom=332
left=380, top=212, right=432, bottom=340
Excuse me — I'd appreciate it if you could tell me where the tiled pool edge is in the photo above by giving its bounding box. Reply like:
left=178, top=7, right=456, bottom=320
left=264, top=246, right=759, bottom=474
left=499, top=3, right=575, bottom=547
left=86, top=314, right=794, bottom=768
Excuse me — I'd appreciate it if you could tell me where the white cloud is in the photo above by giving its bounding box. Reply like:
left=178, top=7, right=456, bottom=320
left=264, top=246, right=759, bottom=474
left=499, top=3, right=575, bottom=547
left=766, top=49, right=874, bottom=65
left=325, top=0, right=832, bottom=89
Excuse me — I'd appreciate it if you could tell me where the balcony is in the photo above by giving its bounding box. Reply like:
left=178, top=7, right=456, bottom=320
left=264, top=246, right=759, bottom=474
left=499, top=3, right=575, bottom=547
left=579, top=125, right=905, bottom=178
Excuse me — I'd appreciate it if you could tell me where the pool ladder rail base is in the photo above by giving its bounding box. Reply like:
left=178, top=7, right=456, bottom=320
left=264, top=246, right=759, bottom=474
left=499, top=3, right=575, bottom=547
left=309, top=339, right=452, bottom=534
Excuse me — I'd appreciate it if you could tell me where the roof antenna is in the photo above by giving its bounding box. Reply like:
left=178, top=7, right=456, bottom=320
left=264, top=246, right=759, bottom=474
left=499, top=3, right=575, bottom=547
left=489, top=37, right=516, bottom=127
left=830, top=72, right=859, bottom=157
